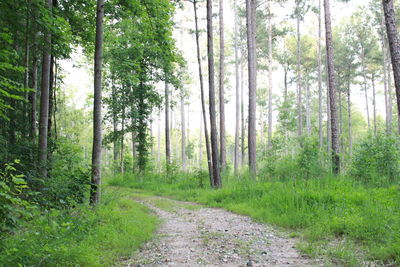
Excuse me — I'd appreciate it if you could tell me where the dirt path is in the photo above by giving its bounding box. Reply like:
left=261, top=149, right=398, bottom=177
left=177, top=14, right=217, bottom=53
left=123, top=196, right=320, bottom=267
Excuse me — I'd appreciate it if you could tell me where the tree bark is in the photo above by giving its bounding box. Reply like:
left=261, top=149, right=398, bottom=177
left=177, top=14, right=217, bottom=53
left=347, top=80, right=352, bottom=156
left=246, top=0, right=257, bottom=176
left=241, top=60, right=245, bottom=166
left=165, top=81, right=171, bottom=167
left=234, top=0, right=240, bottom=176
left=219, top=0, right=226, bottom=170
left=193, top=0, right=213, bottom=185
left=267, top=0, right=273, bottom=149
left=38, top=0, right=52, bottom=179
left=29, top=37, right=39, bottom=141
left=90, top=0, right=104, bottom=205
left=207, top=0, right=221, bottom=187
left=361, top=48, right=370, bottom=129
left=382, top=0, right=400, bottom=134
left=372, top=73, right=377, bottom=136
left=180, top=91, right=186, bottom=171
left=324, top=0, right=340, bottom=173
left=318, top=0, right=323, bottom=147
left=157, top=111, right=161, bottom=172
left=120, top=106, right=125, bottom=174
left=296, top=0, right=302, bottom=138
left=381, top=7, right=390, bottom=135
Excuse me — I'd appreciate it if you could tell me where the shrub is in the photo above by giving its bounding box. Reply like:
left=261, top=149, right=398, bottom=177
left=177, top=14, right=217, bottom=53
left=350, top=134, right=400, bottom=185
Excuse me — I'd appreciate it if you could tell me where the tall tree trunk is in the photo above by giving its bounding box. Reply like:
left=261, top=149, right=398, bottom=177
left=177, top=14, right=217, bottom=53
left=165, top=81, right=171, bottom=167
left=382, top=0, right=400, bottom=134
left=381, top=7, right=390, bottom=134
left=180, top=91, right=186, bottom=171
left=324, top=0, right=340, bottom=174
left=338, top=89, right=343, bottom=154
left=306, top=81, right=311, bottom=135
left=296, top=0, right=302, bottom=137
left=241, top=60, right=245, bottom=166
left=361, top=48, right=371, bottom=129
left=38, top=0, right=52, bottom=179
left=48, top=56, right=54, bottom=141
left=120, top=107, right=125, bottom=174
left=29, top=38, right=38, bottom=141
left=131, top=116, right=136, bottom=173
left=219, top=0, right=226, bottom=170
left=318, top=0, right=323, bottom=147
left=90, top=0, right=104, bottom=205
left=246, top=0, right=257, bottom=176
left=112, top=78, right=118, bottom=174
left=207, top=0, right=221, bottom=187
left=267, top=0, right=273, bottom=149
left=327, top=83, right=331, bottom=152
left=24, top=0, right=30, bottom=132
left=234, top=0, right=240, bottom=175
left=157, top=111, right=161, bottom=172
left=347, top=80, right=352, bottom=156
left=372, top=73, right=377, bottom=136
left=193, top=0, right=213, bottom=185
left=199, top=114, right=203, bottom=168
left=388, top=60, right=394, bottom=131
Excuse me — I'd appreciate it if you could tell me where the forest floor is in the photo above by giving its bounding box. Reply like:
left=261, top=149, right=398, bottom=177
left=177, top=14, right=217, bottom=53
left=121, top=195, right=321, bottom=267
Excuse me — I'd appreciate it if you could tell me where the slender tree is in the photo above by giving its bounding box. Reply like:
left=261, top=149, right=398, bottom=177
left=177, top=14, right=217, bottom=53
left=318, top=0, right=323, bottom=147
left=382, top=0, right=400, bottom=134
left=267, top=0, right=273, bottom=148
left=207, top=0, right=221, bottom=187
left=38, top=0, right=53, bottom=178
left=193, top=0, right=213, bottom=185
left=165, top=81, right=171, bottom=167
left=234, top=0, right=240, bottom=175
left=246, top=0, right=257, bottom=176
left=296, top=0, right=303, bottom=137
left=90, top=0, right=105, bottom=205
left=324, top=0, right=339, bottom=173
left=180, top=90, right=186, bottom=171
left=219, top=0, right=226, bottom=169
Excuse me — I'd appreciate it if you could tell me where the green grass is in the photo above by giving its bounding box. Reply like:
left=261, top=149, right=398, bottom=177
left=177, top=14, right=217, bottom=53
left=0, top=187, right=157, bottom=266
left=107, top=172, right=400, bottom=266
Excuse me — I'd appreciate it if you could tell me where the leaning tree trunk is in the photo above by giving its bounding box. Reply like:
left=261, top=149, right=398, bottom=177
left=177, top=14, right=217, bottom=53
left=234, top=0, right=240, bottom=175
left=219, top=0, right=226, bottom=170
left=193, top=0, right=213, bottom=185
left=38, top=0, right=52, bottom=179
left=207, top=0, right=221, bottom=187
left=324, top=0, right=340, bottom=174
left=90, top=0, right=104, bottom=205
left=267, top=0, right=273, bottom=149
left=382, top=0, right=400, bottom=134
left=246, top=0, right=257, bottom=177
left=318, top=0, right=323, bottom=146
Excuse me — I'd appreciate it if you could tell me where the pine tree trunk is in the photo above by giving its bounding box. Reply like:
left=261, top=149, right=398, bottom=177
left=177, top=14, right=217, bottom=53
left=246, top=0, right=257, bottom=176
left=157, top=111, right=161, bottom=172
left=219, top=0, right=226, bottom=170
left=347, top=80, right=352, bottom=156
left=296, top=0, right=302, bottom=138
left=180, top=92, right=186, bottom=171
left=388, top=60, right=393, bottom=131
left=241, top=60, right=245, bottom=166
left=234, top=0, right=240, bottom=176
left=267, top=0, right=273, bottom=149
left=382, top=0, right=400, bottom=134
left=38, top=0, right=53, bottom=179
left=372, top=73, right=377, bottom=136
left=318, top=0, right=323, bottom=147
left=381, top=7, right=390, bottom=135
left=193, top=0, right=213, bottom=185
left=207, top=0, right=221, bottom=187
left=90, top=0, right=104, bottom=205
left=165, top=81, right=171, bottom=167
left=306, top=81, right=311, bottom=135
left=29, top=38, right=38, bottom=141
left=324, top=0, right=340, bottom=173
left=361, top=48, right=371, bottom=129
